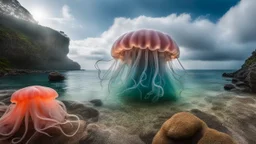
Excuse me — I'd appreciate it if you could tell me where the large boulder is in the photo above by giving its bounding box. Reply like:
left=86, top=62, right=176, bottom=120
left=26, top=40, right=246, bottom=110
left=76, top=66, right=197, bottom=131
left=222, top=73, right=234, bottom=78
left=152, top=112, right=235, bottom=144
left=224, top=84, right=235, bottom=91
left=198, top=129, right=235, bottom=144
left=89, top=99, right=103, bottom=107
left=48, top=72, right=65, bottom=82
left=62, top=100, right=99, bottom=123
left=152, top=112, right=207, bottom=144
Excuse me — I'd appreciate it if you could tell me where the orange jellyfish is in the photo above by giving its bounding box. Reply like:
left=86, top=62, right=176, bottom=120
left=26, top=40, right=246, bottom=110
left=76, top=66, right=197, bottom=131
left=0, top=86, right=80, bottom=143
left=96, top=29, right=184, bottom=102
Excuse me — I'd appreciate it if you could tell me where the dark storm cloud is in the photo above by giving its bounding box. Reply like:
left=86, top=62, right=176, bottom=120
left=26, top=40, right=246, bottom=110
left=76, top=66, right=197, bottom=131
left=63, top=0, right=239, bottom=38
left=70, top=0, right=256, bottom=70
left=184, top=48, right=254, bottom=61
left=19, top=0, right=239, bottom=39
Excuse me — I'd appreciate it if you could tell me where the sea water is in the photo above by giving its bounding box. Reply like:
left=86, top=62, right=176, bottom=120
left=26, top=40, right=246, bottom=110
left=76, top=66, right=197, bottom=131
left=0, top=70, right=235, bottom=102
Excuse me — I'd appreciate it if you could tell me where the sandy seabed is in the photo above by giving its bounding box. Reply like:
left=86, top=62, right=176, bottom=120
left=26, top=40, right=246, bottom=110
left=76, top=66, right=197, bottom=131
left=0, top=89, right=256, bottom=144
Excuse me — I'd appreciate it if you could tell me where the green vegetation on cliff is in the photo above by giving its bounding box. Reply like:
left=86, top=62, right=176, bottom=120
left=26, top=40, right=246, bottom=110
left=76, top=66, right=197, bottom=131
left=0, top=13, right=80, bottom=70
left=0, top=58, right=10, bottom=73
left=242, top=51, right=256, bottom=68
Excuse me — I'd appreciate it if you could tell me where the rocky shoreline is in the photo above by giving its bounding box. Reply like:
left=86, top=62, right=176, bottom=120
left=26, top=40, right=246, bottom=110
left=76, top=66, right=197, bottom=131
left=223, top=50, right=256, bottom=93
left=0, top=69, right=74, bottom=77
left=0, top=69, right=50, bottom=77
left=1, top=89, right=255, bottom=144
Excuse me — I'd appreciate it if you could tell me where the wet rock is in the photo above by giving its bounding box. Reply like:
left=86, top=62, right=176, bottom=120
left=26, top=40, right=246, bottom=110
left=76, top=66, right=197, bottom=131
left=48, top=71, right=65, bottom=82
left=90, top=99, right=103, bottom=107
left=139, top=131, right=156, bottom=144
left=235, top=81, right=247, bottom=87
left=223, top=50, right=256, bottom=93
left=198, top=129, right=235, bottom=144
left=29, top=120, right=87, bottom=144
left=190, top=109, right=230, bottom=134
left=62, top=100, right=99, bottom=123
left=222, top=73, right=234, bottom=78
left=224, top=84, right=235, bottom=91
left=82, top=124, right=144, bottom=144
left=247, top=70, right=256, bottom=93
left=234, top=69, right=248, bottom=80
left=152, top=112, right=235, bottom=144
left=152, top=112, right=207, bottom=144
left=231, top=78, right=239, bottom=84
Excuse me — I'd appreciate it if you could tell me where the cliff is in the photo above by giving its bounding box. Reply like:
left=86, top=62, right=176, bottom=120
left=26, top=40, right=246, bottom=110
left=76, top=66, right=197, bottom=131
left=0, top=0, right=36, bottom=23
left=0, top=0, right=80, bottom=71
left=223, top=50, right=256, bottom=93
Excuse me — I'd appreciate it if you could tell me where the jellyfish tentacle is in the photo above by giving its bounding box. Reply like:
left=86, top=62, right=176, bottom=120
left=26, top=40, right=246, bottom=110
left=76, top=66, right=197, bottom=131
left=152, top=51, right=164, bottom=99
left=46, top=113, right=81, bottom=137
left=0, top=103, right=26, bottom=137
left=109, top=61, right=126, bottom=86
left=107, top=61, right=122, bottom=93
left=118, top=49, right=150, bottom=99
left=177, top=58, right=186, bottom=72
left=168, top=61, right=183, bottom=86
left=11, top=111, right=29, bottom=144
left=32, top=100, right=80, bottom=137
left=124, top=50, right=141, bottom=84
left=25, top=132, right=38, bottom=144
left=118, top=49, right=142, bottom=95
left=168, top=61, right=184, bottom=86
left=100, top=60, right=117, bottom=87
left=56, top=101, right=67, bottom=111
left=139, top=49, right=149, bottom=88
left=95, top=59, right=114, bottom=81
left=108, top=62, right=126, bottom=93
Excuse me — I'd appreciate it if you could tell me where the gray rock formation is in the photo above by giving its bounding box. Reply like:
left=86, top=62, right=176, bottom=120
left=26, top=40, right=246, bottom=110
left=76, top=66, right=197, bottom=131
left=223, top=50, right=256, bottom=93
left=48, top=71, right=65, bottom=82
left=0, top=0, right=36, bottom=23
left=0, top=0, right=80, bottom=70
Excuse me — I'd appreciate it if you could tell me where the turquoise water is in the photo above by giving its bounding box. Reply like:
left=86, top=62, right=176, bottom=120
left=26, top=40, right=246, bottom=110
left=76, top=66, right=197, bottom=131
left=0, top=70, right=234, bottom=102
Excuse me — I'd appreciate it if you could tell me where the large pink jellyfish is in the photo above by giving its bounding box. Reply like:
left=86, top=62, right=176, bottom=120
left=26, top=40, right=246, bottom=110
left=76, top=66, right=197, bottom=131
left=0, top=86, right=80, bottom=143
left=96, top=29, right=184, bottom=102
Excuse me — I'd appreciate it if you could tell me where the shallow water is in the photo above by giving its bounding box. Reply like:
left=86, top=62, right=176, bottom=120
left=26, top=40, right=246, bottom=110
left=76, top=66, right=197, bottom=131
left=0, top=70, right=235, bottom=101
left=0, top=70, right=256, bottom=143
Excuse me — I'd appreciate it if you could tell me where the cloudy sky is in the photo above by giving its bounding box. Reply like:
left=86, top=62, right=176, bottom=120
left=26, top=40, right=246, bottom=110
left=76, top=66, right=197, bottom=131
left=19, top=0, right=256, bottom=70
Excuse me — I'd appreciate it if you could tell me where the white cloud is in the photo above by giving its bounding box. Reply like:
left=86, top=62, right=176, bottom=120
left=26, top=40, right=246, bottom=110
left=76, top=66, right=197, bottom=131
left=35, top=4, right=83, bottom=34
left=62, top=5, right=74, bottom=20
left=48, top=5, right=74, bottom=23
left=70, top=0, right=256, bottom=70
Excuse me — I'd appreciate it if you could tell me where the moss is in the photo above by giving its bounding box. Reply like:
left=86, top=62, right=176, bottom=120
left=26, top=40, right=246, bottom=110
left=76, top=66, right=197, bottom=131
left=0, top=25, right=40, bottom=53
left=0, top=58, right=11, bottom=73
left=0, top=14, right=80, bottom=70
left=243, top=56, right=256, bottom=68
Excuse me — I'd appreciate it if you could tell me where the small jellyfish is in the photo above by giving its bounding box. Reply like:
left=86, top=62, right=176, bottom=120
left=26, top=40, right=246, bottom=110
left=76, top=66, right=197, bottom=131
left=96, top=29, right=184, bottom=102
left=0, top=86, right=80, bottom=143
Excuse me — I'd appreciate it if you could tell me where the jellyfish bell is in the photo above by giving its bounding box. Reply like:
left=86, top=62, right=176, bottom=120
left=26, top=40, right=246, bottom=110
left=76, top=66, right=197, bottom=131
left=0, top=85, right=81, bottom=144
left=97, top=29, right=184, bottom=102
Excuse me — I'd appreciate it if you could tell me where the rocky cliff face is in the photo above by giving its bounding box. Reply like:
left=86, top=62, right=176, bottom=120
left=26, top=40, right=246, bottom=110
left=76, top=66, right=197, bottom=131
left=0, top=0, right=80, bottom=70
left=223, top=50, right=256, bottom=93
left=0, top=0, right=36, bottom=23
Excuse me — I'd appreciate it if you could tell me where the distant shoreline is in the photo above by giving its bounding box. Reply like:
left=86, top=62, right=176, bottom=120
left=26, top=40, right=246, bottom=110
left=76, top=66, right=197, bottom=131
left=0, top=69, right=82, bottom=77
